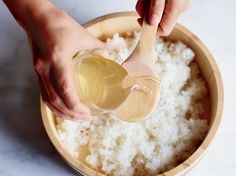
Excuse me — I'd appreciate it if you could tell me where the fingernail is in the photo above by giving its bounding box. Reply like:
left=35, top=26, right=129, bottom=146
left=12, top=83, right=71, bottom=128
left=78, top=110, right=89, bottom=116
left=77, top=104, right=91, bottom=116
left=150, top=14, right=160, bottom=25
left=71, top=113, right=90, bottom=122
left=80, top=115, right=91, bottom=122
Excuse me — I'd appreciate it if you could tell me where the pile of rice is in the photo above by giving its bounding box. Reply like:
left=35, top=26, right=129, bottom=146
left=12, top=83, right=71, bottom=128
left=56, top=32, right=208, bottom=175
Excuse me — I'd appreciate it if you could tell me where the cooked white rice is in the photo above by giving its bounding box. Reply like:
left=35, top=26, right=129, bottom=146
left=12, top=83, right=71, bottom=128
left=56, top=32, right=208, bottom=175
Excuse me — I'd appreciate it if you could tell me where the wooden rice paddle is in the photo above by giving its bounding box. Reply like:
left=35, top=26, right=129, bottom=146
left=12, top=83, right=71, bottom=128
left=113, top=13, right=162, bottom=122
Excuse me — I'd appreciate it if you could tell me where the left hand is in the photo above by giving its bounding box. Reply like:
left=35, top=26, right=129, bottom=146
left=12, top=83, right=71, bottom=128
left=136, top=0, right=190, bottom=36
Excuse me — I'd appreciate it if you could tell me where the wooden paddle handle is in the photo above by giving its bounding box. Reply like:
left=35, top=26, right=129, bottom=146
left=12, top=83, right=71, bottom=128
left=138, top=19, right=158, bottom=56
left=124, top=2, right=159, bottom=69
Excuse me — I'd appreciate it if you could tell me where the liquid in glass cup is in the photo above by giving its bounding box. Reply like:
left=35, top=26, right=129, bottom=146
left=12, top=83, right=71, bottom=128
left=72, top=49, right=161, bottom=122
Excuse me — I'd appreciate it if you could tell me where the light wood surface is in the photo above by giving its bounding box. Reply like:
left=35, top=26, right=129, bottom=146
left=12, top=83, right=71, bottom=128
left=40, top=12, right=224, bottom=176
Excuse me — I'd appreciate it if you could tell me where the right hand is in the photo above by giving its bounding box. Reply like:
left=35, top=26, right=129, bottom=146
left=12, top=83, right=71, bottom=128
left=136, top=0, right=190, bottom=36
left=27, top=9, right=106, bottom=121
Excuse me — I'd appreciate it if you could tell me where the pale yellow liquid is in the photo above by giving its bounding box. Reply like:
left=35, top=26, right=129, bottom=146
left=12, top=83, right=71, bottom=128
left=73, top=53, right=160, bottom=121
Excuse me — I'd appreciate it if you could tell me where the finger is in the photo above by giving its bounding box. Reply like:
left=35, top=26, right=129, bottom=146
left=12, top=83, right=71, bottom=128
left=51, top=59, right=91, bottom=116
left=48, top=77, right=90, bottom=121
left=34, top=60, right=63, bottom=116
left=34, top=58, right=66, bottom=116
left=45, top=99, right=90, bottom=121
left=157, top=0, right=183, bottom=36
left=59, top=112, right=91, bottom=121
left=37, top=74, right=66, bottom=117
left=33, top=54, right=91, bottom=121
left=40, top=67, right=90, bottom=121
left=149, top=0, right=165, bottom=25
left=136, top=0, right=145, bottom=18
left=45, top=101, right=66, bottom=117
left=36, top=72, right=49, bottom=102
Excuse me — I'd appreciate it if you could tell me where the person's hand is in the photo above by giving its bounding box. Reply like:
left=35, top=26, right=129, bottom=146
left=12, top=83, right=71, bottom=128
left=136, top=0, right=190, bottom=36
left=27, top=9, right=105, bottom=121
left=3, top=0, right=106, bottom=121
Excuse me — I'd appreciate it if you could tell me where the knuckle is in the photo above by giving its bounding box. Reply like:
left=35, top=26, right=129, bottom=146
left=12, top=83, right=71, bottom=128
left=49, top=94, right=60, bottom=105
left=50, top=45, right=64, bottom=62
left=70, top=114, right=78, bottom=119
left=70, top=102, right=80, bottom=112
left=61, top=82, right=70, bottom=95
left=33, top=59, right=44, bottom=74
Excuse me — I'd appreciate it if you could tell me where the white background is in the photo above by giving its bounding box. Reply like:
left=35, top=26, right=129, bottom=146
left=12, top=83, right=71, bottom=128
left=0, top=0, right=235, bottom=175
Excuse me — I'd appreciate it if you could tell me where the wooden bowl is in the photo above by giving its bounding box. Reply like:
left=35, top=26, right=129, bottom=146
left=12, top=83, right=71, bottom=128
left=41, top=12, right=224, bottom=176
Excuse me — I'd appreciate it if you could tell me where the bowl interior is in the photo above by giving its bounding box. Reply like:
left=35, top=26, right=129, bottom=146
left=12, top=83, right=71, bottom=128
left=41, top=12, right=223, bottom=176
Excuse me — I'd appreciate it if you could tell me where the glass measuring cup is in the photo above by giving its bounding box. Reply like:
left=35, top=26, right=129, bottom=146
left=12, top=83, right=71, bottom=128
left=72, top=49, right=161, bottom=121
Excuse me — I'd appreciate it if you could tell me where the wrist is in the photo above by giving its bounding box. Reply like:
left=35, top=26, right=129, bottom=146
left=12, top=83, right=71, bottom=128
left=3, top=0, right=64, bottom=30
